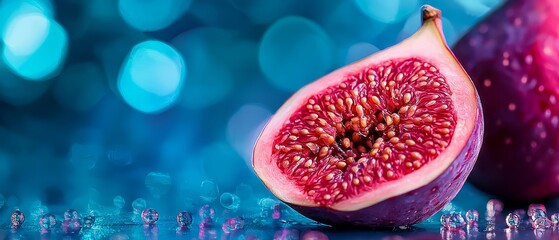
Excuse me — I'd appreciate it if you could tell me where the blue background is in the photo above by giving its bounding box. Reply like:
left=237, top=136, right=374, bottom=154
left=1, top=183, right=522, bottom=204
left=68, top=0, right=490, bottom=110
left=0, top=0, right=512, bottom=235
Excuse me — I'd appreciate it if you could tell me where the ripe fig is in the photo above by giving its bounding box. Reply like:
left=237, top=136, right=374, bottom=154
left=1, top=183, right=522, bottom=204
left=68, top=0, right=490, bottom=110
left=253, top=6, right=483, bottom=227
left=454, top=0, right=559, bottom=202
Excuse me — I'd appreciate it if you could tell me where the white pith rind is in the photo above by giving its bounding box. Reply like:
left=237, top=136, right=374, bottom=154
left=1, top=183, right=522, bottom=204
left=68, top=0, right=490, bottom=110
left=252, top=17, right=478, bottom=211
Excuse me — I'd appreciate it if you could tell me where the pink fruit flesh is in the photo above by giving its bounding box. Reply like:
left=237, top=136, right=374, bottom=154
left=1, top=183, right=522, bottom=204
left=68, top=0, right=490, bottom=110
left=454, top=0, right=559, bottom=202
left=273, top=58, right=457, bottom=207
left=253, top=6, right=483, bottom=227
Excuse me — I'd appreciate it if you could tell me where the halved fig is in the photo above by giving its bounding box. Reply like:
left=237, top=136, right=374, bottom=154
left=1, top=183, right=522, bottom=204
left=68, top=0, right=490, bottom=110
left=253, top=6, right=483, bottom=227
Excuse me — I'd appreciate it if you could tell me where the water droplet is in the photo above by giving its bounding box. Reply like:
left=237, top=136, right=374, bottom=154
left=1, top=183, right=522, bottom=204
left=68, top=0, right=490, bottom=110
left=118, top=40, right=186, bottom=113
left=506, top=213, right=521, bottom=228
left=533, top=217, right=551, bottom=229
left=532, top=209, right=547, bottom=221
left=440, top=214, right=449, bottom=228
left=132, top=198, right=147, bottom=214
left=176, top=212, right=192, bottom=227
left=447, top=212, right=466, bottom=229
left=259, top=16, right=333, bottom=92
left=11, top=210, right=25, bottom=228
left=551, top=213, right=559, bottom=226
left=200, top=180, right=219, bottom=202
left=39, top=213, right=57, bottom=232
left=528, top=204, right=547, bottom=217
left=222, top=217, right=245, bottom=234
left=219, top=192, right=240, bottom=211
left=113, top=195, right=125, bottom=209
left=141, top=209, right=159, bottom=225
left=83, top=216, right=95, bottom=228
left=465, top=210, right=479, bottom=224
left=144, top=172, right=172, bottom=199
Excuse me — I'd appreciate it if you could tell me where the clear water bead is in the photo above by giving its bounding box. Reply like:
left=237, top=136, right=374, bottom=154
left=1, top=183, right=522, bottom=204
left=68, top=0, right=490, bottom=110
left=528, top=204, right=547, bottom=217
left=141, top=209, right=159, bottom=225
left=440, top=214, right=449, bottom=227
left=11, top=210, right=25, bottom=228
left=199, top=205, right=216, bottom=220
left=113, top=195, right=125, bottom=209
left=176, top=212, right=193, bottom=227
left=64, top=209, right=80, bottom=221
left=506, top=213, right=521, bottom=228
left=132, top=198, right=147, bottom=214
left=200, top=180, right=220, bottom=202
left=222, top=217, right=245, bottom=234
left=465, top=210, right=479, bottom=224
left=551, top=213, right=559, bottom=225
left=532, top=209, right=547, bottom=221
left=62, top=219, right=82, bottom=235
left=533, top=217, right=551, bottom=229
left=39, top=213, right=57, bottom=231
left=447, top=212, right=466, bottom=229
left=219, top=192, right=240, bottom=211
left=83, top=216, right=95, bottom=228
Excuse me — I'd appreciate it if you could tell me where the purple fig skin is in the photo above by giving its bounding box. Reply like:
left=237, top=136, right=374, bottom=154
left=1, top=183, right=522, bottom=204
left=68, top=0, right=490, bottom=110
left=454, top=0, right=559, bottom=202
left=288, top=103, right=483, bottom=228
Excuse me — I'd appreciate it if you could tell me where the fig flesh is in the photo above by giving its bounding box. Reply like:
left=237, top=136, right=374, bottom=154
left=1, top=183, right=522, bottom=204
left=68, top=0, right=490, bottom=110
left=454, top=0, right=559, bottom=202
left=253, top=6, right=483, bottom=227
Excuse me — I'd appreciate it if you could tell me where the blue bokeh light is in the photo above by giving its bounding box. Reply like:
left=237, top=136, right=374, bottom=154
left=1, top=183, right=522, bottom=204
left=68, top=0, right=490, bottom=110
left=259, top=16, right=333, bottom=92
left=226, top=104, right=271, bottom=164
left=354, top=0, right=418, bottom=23
left=172, top=28, right=235, bottom=109
left=228, top=0, right=294, bottom=25
left=0, top=61, right=51, bottom=106
left=345, top=42, right=379, bottom=64
left=1, top=13, right=67, bottom=81
left=118, top=0, right=192, bottom=31
left=117, top=40, right=186, bottom=114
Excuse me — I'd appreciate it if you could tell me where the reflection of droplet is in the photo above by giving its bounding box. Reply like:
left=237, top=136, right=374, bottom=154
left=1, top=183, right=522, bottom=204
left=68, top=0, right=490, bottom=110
left=259, top=16, right=333, bottom=92
left=2, top=13, right=67, bottom=80
left=118, top=40, right=186, bottom=113
left=118, top=0, right=192, bottom=31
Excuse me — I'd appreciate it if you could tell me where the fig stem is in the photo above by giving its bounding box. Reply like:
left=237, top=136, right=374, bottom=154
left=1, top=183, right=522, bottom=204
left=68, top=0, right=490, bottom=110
left=421, top=5, right=441, bottom=24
